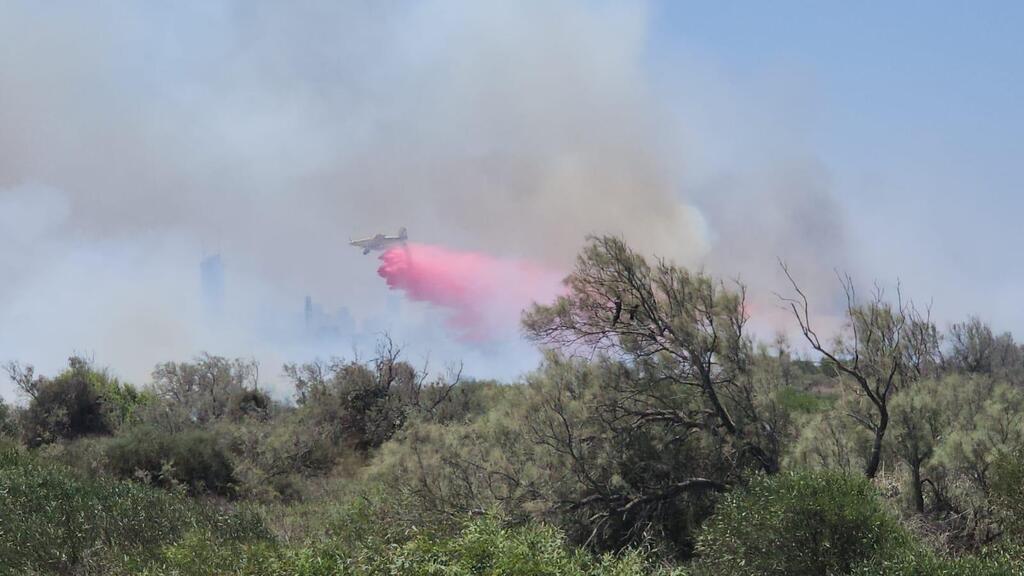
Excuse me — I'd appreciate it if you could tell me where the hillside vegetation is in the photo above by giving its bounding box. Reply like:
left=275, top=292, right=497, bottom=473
left=2, top=236, right=1024, bottom=575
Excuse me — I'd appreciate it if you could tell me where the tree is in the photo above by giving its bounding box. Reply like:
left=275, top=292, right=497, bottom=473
left=225, top=388, right=272, bottom=422
left=782, top=269, right=938, bottom=478
left=889, top=380, right=944, bottom=513
left=521, top=355, right=729, bottom=552
left=368, top=353, right=731, bottom=556
left=946, top=317, right=1023, bottom=377
left=10, top=357, right=139, bottom=447
left=932, top=380, right=1024, bottom=498
left=524, top=236, right=780, bottom=475
left=151, top=354, right=259, bottom=425
left=4, top=361, right=40, bottom=400
left=911, top=375, right=1024, bottom=546
left=283, top=336, right=459, bottom=455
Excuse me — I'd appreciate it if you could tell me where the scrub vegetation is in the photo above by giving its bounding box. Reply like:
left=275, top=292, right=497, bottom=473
left=3, top=236, right=1024, bottom=575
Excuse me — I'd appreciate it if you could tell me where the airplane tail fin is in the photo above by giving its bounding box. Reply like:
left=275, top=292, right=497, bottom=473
left=398, top=227, right=407, bottom=240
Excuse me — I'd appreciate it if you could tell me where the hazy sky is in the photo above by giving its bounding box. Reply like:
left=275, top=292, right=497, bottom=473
left=2, top=1, right=1022, bottom=398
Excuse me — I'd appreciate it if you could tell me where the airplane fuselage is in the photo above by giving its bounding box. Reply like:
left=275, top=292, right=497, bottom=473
left=350, top=228, right=407, bottom=255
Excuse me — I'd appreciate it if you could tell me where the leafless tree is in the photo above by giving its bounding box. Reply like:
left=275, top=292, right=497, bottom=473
left=781, top=264, right=937, bottom=478
left=4, top=361, right=40, bottom=400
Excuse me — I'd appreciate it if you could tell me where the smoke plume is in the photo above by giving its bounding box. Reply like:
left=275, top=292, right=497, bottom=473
left=0, top=1, right=853, bottom=396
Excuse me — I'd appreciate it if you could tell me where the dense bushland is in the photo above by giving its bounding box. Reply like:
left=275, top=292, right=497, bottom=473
left=106, top=427, right=238, bottom=496
left=695, top=471, right=912, bottom=575
left=3, top=236, right=1024, bottom=574
left=0, top=440, right=267, bottom=575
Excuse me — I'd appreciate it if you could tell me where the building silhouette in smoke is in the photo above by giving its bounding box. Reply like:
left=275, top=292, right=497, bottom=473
left=195, top=252, right=392, bottom=351
left=303, top=295, right=355, bottom=341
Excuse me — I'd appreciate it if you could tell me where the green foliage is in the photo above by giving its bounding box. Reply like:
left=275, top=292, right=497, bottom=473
left=791, top=373, right=1024, bottom=538
left=695, top=470, right=912, bottom=576
left=18, top=357, right=142, bottom=447
left=931, top=380, right=1024, bottom=493
left=368, top=353, right=730, bottom=557
left=851, top=544, right=1024, bottom=576
left=775, top=386, right=835, bottom=415
left=424, top=378, right=511, bottom=425
left=226, top=388, right=272, bottom=422
left=0, top=396, right=16, bottom=438
left=284, top=357, right=412, bottom=453
left=946, top=317, right=1023, bottom=377
left=140, top=515, right=662, bottom=576
left=0, top=443, right=267, bottom=575
left=523, top=236, right=781, bottom=476
left=991, top=446, right=1024, bottom=540
left=10, top=237, right=1024, bottom=575
left=106, top=426, right=238, bottom=497
left=0, top=435, right=22, bottom=465
left=36, top=435, right=115, bottom=477
left=139, top=532, right=307, bottom=576
left=888, top=379, right=946, bottom=512
left=150, top=354, right=260, bottom=426
left=385, top=515, right=655, bottom=576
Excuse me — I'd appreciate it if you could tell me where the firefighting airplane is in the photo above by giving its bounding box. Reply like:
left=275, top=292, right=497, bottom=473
left=349, top=227, right=408, bottom=255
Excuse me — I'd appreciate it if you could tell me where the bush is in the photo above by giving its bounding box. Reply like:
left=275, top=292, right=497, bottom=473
left=991, top=446, right=1024, bottom=540
left=385, top=515, right=655, bottom=576
left=0, top=444, right=267, bottom=575
left=851, top=544, right=1023, bottom=576
left=37, top=435, right=114, bottom=478
left=150, top=355, right=259, bottom=425
left=128, top=515, right=663, bottom=576
left=18, top=357, right=142, bottom=447
left=695, top=470, right=912, bottom=576
left=0, top=397, right=16, bottom=438
left=106, top=426, right=238, bottom=497
left=775, top=386, right=835, bottom=415
left=226, top=388, right=273, bottom=422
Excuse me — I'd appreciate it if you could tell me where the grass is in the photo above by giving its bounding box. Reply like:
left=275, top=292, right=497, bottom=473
left=776, top=386, right=837, bottom=415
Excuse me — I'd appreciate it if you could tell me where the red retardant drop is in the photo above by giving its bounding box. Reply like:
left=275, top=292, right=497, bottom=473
left=376, top=243, right=564, bottom=341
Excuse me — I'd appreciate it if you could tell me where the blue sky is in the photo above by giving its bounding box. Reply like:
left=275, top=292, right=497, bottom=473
left=648, top=1, right=1024, bottom=330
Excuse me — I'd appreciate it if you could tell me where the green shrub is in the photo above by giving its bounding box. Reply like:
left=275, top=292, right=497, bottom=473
left=0, top=444, right=267, bottom=575
left=37, top=435, right=114, bottom=478
left=139, top=532, right=348, bottom=576
left=991, top=446, right=1024, bottom=540
left=775, top=386, right=836, bottom=415
left=0, top=397, right=16, bottom=438
left=851, top=544, right=1023, bottom=576
left=695, top=470, right=912, bottom=576
left=136, top=516, right=661, bottom=576
left=0, top=436, right=22, bottom=466
left=106, top=426, right=238, bottom=497
left=384, top=516, right=656, bottom=576
left=226, top=388, right=272, bottom=422
left=18, top=357, right=142, bottom=447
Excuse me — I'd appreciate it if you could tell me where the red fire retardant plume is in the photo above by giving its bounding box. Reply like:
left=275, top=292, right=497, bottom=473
left=377, top=243, right=564, bottom=341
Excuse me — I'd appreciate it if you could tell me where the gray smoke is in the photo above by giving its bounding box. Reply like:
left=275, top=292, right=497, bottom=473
left=0, top=1, right=847, bottom=396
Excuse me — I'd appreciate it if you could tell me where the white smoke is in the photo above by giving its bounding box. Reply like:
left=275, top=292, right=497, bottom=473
left=0, top=1, right=848, bottom=397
